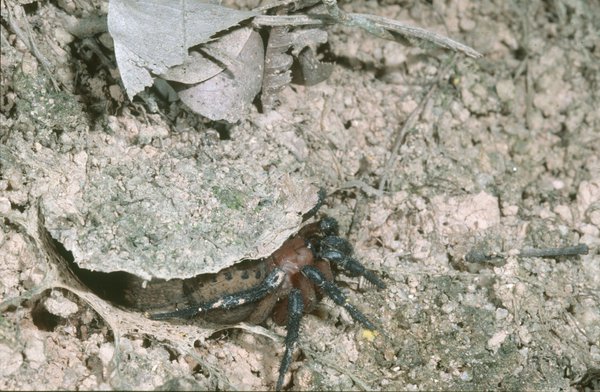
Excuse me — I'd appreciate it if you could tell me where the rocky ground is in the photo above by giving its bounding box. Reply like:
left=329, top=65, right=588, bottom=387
left=1, top=0, right=599, bottom=390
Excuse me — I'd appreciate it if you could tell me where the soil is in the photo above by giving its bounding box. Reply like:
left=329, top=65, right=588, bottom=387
left=1, top=0, right=599, bottom=391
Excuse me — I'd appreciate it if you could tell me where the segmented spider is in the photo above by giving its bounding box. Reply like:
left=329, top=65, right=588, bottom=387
left=150, top=200, right=385, bottom=390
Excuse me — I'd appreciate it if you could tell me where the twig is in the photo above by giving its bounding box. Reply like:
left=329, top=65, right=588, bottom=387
left=321, top=0, right=391, bottom=40
left=4, top=1, right=60, bottom=90
left=350, top=13, right=482, bottom=58
left=465, top=244, right=590, bottom=263
left=253, top=0, right=321, bottom=13
left=519, top=244, right=589, bottom=258
left=253, top=1, right=482, bottom=59
left=378, top=54, right=458, bottom=193
left=253, top=14, right=327, bottom=27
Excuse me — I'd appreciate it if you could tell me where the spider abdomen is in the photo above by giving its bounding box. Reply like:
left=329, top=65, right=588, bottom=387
left=121, top=258, right=272, bottom=324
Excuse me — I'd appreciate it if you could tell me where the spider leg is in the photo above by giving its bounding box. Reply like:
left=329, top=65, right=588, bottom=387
left=301, top=265, right=377, bottom=330
left=276, top=289, right=304, bottom=391
left=319, top=236, right=386, bottom=289
left=317, top=216, right=339, bottom=236
left=302, top=187, right=327, bottom=221
left=149, top=267, right=287, bottom=320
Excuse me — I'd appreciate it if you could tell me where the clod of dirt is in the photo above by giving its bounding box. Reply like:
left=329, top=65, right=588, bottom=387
left=29, top=124, right=319, bottom=280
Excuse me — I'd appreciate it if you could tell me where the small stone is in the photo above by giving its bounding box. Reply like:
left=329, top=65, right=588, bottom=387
left=487, top=330, right=508, bottom=352
left=45, top=291, right=79, bottom=318
left=495, top=79, right=515, bottom=102
left=0, top=344, right=23, bottom=376
left=460, top=18, right=476, bottom=31
left=495, top=308, right=509, bottom=320
left=24, top=335, right=46, bottom=369
left=0, top=197, right=10, bottom=215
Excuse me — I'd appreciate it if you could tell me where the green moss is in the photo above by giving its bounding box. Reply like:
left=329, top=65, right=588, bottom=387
left=212, top=186, right=246, bottom=211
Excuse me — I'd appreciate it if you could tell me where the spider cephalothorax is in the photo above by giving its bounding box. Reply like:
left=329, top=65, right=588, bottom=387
left=149, top=211, right=385, bottom=390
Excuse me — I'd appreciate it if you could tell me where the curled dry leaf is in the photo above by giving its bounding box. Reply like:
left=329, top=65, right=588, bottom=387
left=108, top=0, right=256, bottom=98
left=177, top=28, right=264, bottom=122
left=262, top=27, right=332, bottom=110
left=161, top=27, right=254, bottom=85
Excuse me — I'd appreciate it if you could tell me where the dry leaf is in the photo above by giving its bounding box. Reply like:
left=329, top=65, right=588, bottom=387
left=177, top=29, right=264, bottom=122
left=108, top=0, right=256, bottom=98
left=161, top=27, right=253, bottom=85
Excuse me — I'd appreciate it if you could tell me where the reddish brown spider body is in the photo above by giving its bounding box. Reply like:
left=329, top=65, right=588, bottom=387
left=261, top=221, right=335, bottom=325
left=106, top=201, right=385, bottom=391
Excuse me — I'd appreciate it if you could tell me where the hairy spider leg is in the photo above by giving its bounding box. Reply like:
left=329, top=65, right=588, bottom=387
left=301, top=265, right=377, bottom=330
left=149, top=268, right=287, bottom=320
left=319, top=236, right=386, bottom=289
left=302, top=187, right=327, bottom=221
left=318, top=216, right=339, bottom=236
left=276, top=289, right=304, bottom=391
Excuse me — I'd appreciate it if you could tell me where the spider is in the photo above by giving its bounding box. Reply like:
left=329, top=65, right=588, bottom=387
left=150, top=202, right=385, bottom=390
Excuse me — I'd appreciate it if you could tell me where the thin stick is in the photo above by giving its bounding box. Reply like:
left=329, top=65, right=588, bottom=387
left=519, top=244, right=589, bottom=258
left=253, top=2, right=482, bottom=59
left=4, top=1, right=60, bottom=90
left=378, top=55, right=457, bottom=192
left=465, top=244, right=590, bottom=263
left=253, top=14, right=327, bottom=27
left=351, top=13, right=482, bottom=59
